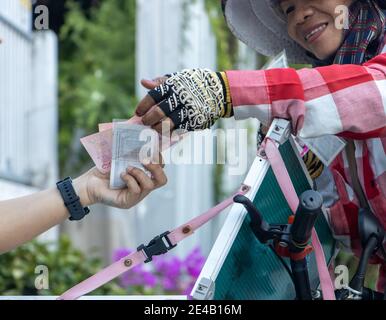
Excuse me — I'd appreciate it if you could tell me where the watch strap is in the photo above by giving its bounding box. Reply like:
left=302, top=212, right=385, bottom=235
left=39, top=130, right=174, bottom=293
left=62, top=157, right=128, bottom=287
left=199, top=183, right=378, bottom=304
left=56, top=177, right=90, bottom=221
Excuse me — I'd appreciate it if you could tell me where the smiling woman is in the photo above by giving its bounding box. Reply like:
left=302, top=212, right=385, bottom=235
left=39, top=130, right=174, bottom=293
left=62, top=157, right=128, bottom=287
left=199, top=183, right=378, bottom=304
left=277, top=0, right=354, bottom=60
left=133, top=0, right=386, bottom=294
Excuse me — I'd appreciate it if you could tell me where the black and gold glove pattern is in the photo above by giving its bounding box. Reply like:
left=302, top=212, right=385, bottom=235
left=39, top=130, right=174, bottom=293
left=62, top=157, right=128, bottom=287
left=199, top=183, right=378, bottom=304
left=148, top=69, right=233, bottom=131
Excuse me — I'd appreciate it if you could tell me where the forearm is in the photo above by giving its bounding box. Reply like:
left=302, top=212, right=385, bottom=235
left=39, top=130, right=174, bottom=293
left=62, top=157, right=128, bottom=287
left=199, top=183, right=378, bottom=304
left=0, top=178, right=89, bottom=254
left=225, top=53, right=386, bottom=139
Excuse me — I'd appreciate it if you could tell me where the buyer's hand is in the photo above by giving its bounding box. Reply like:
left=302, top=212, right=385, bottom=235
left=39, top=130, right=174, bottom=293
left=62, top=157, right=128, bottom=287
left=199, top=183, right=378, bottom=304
left=136, top=69, right=233, bottom=134
left=73, top=161, right=167, bottom=209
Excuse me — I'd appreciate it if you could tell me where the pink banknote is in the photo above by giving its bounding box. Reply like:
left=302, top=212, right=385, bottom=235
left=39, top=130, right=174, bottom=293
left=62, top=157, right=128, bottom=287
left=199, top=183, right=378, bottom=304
left=81, top=115, right=186, bottom=173
left=98, top=115, right=143, bottom=132
left=98, top=123, right=112, bottom=132
left=81, top=117, right=143, bottom=173
left=80, top=129, right=113, bottom=174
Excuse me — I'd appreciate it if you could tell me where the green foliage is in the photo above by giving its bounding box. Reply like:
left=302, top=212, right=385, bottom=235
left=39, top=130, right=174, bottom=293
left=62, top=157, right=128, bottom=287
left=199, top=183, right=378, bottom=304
left=59, top=0, right=137, bottom=176
left=289, top=63, right=312, bottom=70
left=335, top=249, right=379, bottom=290
left=0, top=235, right=125, bottom=296
left=204, top=0, right=239, bottom=70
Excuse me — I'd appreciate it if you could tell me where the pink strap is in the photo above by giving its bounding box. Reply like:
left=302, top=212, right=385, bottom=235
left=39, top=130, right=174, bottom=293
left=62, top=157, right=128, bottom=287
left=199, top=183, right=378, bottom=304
left=59, top=251, right=147, bottom=300
left=264, top=138, right=336, bottom=300
left=311, top=229, right=335, bottom=299
left=168, top=189, right=247, bottom=244
left=58, top=185, right=250, bottom=300
left=264, top=139, right=299, bottom=213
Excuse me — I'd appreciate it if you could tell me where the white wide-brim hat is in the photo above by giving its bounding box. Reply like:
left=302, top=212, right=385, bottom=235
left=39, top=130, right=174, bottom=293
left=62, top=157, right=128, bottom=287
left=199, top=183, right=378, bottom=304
left=222, top=0, right=315, bottom=64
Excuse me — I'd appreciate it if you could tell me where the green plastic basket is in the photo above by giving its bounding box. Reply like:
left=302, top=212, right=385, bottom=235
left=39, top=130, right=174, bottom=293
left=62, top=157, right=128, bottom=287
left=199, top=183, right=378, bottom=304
left=193, top=139, right=336, bottom=300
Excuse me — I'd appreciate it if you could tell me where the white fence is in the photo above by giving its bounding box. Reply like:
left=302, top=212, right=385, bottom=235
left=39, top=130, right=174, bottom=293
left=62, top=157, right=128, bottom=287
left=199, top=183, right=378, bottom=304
left=0, top=0, right=58, bottom=242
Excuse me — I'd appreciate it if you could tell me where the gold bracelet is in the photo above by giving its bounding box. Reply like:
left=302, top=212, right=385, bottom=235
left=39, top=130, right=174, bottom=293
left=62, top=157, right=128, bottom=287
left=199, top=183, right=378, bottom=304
left=219, top=72, right=233, bottom=118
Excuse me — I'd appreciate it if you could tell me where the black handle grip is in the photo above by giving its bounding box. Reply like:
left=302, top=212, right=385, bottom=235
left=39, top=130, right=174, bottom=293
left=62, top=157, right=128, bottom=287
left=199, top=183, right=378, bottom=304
left=233, top=195, right=271, bottom=243
left=291, top=190, right=323, bottom=252
left=233, top=195, right=264, bottom=226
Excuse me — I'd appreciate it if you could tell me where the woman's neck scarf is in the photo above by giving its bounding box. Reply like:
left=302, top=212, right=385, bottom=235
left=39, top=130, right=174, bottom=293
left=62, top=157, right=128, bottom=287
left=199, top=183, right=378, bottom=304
left=335, top=0, right=386, bottom=64
left=310, top=0, right=386, bottom=66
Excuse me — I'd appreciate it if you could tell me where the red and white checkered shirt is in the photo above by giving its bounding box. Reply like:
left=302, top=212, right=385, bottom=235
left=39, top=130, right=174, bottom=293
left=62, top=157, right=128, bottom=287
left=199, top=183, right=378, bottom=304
left=226, top=49, right=386, bottom=292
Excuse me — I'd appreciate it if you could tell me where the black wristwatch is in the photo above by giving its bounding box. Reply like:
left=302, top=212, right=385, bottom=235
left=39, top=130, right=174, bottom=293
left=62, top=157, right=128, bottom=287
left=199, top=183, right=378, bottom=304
left=56, top=177, right=90, bottom=221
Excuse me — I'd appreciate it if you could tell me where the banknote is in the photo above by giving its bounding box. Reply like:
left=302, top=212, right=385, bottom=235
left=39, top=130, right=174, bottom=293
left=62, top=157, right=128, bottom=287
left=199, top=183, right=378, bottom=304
left=98, top=115, right=143, bottom=132
left=98, top=123, right=113, bottom=132
left=80, top=129, right=113, bottom=174
left=110, top=123, right=158, bottom=189
left=82, top=116, right=187, bottom=174
left=81, top=117, right=144, bottom=173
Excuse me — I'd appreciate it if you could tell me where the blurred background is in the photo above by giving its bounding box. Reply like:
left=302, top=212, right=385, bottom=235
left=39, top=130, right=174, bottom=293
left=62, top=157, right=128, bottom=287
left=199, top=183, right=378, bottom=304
left=0, top=0, right=378, bottom=297
left=0, top=0, right=263, bottom=296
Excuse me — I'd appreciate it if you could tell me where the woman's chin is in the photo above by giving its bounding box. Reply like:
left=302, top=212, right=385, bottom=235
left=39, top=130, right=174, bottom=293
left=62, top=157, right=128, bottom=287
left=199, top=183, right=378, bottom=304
left=309, top=48, right=337, bottom=61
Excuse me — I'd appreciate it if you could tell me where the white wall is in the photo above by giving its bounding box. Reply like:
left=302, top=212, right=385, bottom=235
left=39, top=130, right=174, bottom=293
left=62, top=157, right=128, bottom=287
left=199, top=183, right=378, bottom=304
left=0, top=0, right=32, bottom=34
left=0, top=1, right=59, bottom=242
left=0, top=1, right=32, bottom=179
left=29, top=31, right=58, bottom=189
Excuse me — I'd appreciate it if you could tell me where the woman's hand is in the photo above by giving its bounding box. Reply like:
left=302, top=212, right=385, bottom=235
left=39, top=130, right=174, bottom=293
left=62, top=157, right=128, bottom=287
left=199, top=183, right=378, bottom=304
left=73, top=161, right=167, bottom=209
left=140, top=76, right=169, bottom=90
left=135, top=69, right=233, bottom=134
left=0, top=155, right=167, bottom=253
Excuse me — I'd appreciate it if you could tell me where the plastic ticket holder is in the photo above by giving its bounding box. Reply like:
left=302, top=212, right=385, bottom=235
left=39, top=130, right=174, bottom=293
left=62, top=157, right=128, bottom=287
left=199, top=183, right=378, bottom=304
left=191, top=119, right=336, bottom=300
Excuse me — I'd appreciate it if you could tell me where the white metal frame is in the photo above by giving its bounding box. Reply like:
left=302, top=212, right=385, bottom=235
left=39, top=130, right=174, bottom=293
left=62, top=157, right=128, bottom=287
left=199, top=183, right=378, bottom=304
left=191, top=120, right=315, bottom=300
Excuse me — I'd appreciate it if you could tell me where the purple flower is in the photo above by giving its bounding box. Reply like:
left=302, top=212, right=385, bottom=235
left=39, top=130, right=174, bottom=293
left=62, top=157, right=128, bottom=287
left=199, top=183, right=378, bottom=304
left=153, top=256, right=168, bottom=273
left=153, top=255, right=183, bottom=279
left=186, top=264, right=203, bottom=278
left=165, top=257, right=183, bottom=278
left=184, top=247, right=204, bottom=266
left=120, top=272, right=142, bottom=287
left=162, top=276, right=177, bottom=291
left=113, top=248, right=132, bottom=262
left=183, top=247, right=205, bottom=277
left=142, top=271, right=157, bottom=288
left=184, top=246, right=202, bottom=261
left=112, top=245, right=206, bottom=294
left=183, top=285, right=193, bottom=296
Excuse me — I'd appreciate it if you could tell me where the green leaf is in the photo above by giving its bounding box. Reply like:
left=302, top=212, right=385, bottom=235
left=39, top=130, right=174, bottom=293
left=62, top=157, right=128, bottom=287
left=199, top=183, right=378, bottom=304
left=59, top=0, right=137, bottom=177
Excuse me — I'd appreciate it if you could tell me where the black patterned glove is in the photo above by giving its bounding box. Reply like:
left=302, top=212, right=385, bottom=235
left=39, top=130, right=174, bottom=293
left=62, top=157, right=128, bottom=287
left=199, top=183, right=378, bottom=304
left=148, top=69, right=233, bottom=131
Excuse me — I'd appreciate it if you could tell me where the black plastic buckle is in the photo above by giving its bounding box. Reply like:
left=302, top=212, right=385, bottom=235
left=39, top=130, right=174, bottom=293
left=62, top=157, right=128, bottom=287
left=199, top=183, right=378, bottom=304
left=137, top=231, right=177, bottom=263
